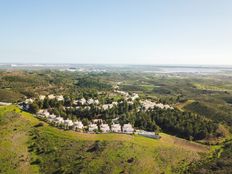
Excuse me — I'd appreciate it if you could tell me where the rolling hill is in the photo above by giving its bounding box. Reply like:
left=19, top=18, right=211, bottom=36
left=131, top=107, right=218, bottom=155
left=0, top=105, right=209, bottom=174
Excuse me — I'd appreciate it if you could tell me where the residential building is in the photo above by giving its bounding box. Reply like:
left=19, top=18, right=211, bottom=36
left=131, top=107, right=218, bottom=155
left=87, top=98, right=94, bottom=105
left=54, top=116, right=64, bottom=126
left=122, top=124, right=134, bottom=134
left=64, top=119, right=74, bottom=129
left=111, top=124, right=121, bottom=133
left=79, top=98, right=86, bottom=105
left=39, top=95, right=46, bottom=100
left=56, top=95, right=64, bottom=101
left=88, top=123, right=98, bottom=132
left=100, top=124, right=110, bottom=133
left=48, top=94, right=56, bottom=100
left=73, top=121, right=84, bottom=131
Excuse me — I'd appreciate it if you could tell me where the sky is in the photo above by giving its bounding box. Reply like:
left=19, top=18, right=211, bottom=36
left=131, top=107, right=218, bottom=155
left=0, top=0, right=232, bottom=65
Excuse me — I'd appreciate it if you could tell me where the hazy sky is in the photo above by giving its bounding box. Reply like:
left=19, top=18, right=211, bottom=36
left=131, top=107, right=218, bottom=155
left=0, top=0, right=232, bottom=65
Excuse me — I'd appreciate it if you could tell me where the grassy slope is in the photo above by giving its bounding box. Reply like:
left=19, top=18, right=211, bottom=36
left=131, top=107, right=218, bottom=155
left=0, top=106, right=40, bottom=174
left=0, top=105, right=209, bottom=174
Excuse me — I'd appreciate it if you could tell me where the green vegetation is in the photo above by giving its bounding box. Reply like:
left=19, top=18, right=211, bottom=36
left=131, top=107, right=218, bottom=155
left=186, top=140, right=232, bottom=174
left=0, top=106, right=40, bottom=174
left=1, top=69, right=232, bottom=173
left=0, top=105, right=208, bottom=174
left=148, top=107, right=219, bottom=140
left=76, top=77, right=112, bottom=90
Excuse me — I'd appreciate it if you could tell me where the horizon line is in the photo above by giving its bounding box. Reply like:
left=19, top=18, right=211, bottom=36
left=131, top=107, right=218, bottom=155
left=1, top=62, right=232, bottom=67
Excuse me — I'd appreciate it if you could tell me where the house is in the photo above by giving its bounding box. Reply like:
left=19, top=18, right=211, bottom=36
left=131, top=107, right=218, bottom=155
left=102, top=104, right=113, bottom=110
left=37, top=109, right=50, bottom=118
left=94, top=99, right=99, bottom=105
left=64, top=119, right=74, bottom=129
left=137, top=130, right=160, bottom=139
left=0, top=102, right=12, bottom=106
left=111, top=124, right=121, bottom=133
left=102, top=105, right=109, bottom=110
left=48, top=114, right=56, bottom=123
left=87, top=98, right=94, bottom=105
left=73, top=121, right=84, bottom=131
left=39, top=95, right=46, bottom=100
left=42, top=110, right=50, bottom=117
left=73, top=100, right=79, bottom=105
left=56, top=95, right=64, bottom=101
left=79, top=98, right=86, bottom=105
left=100, top=124, right=110, bottom=133
left=48, top=94, right=56, bottom=100
left=92, top=119, right=103, bottom=124
left=25, top=98, right=34, bottom=104
left=37, top=109, right=45, bottom=118
left=122, top=124, right=134, bottom=134
left=88, top=123, right=98, bottom=132
left=54, top=116, right=64, bottom=126
left=112, top=101, right=118, bottom=106
left=131, top=93, right=139, bottom=101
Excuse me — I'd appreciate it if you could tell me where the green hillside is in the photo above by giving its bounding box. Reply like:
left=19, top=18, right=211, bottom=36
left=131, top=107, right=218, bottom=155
left=0, top=105, right=208, bottom=174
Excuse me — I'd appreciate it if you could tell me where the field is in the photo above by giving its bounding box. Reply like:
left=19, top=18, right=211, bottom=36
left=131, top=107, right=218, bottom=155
left=0, top=105, right=208, bottom=174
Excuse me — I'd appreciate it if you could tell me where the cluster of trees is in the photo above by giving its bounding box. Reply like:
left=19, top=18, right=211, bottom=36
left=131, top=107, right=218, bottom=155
left=184, top=101, right=232, bottom=127
left=115, top=106, right=218, bottom=140
left=149, top=107, right=219, bottom=140
left=76, top=77, right=112, bottom=90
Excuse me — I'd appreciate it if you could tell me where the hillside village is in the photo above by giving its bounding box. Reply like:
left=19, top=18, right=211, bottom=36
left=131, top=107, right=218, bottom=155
left=19, top=89, right=173, bottom=139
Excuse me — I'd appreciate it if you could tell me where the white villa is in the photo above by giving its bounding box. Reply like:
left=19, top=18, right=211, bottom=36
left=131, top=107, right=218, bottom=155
left=56, top=95, right=64, bottom=101
left=79, top=98, right=86, bottom=105
left=111, top=124, right=121, bottom=133
left=87, top=98, right=94, bottom=105
left=102, top=104, right=114, bottom=110
left=73, top=100, right=79, bottom=105
left=48, top=94, right=56, bottom=100
left=131, top=93, right=139, bottom=101
left=64, top=119, right=74, bottom=129
left=54, top=116, right=64, bottom=126
left=92, top=119, right=103, bottom=124
left=136, top=130, right=160, bottom=139
left=73, top=121, right=84, bottom=131
left=88, top=123, right=98, bottom=132
left=0, top=102, right=12, bottom=106
left=100, top=124, right=110, bottom=133
left=112, top=101, right=118, bottom=106
left=122, top=124, right=134, bottom=134
left=39, top=95, right=46, bottom=100
left=38, top=109, right=50, bottom=117
left=25, top=98, right=34, bottom=104
left=94, top=99, right=99, bottom=105
left=48, top=114, right=56, bottom=123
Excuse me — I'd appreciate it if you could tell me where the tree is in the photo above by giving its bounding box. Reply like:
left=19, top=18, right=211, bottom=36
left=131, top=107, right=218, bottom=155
left=29, top=103, right=39, bottom=114
left=82, top=118, right=89, bottom=126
